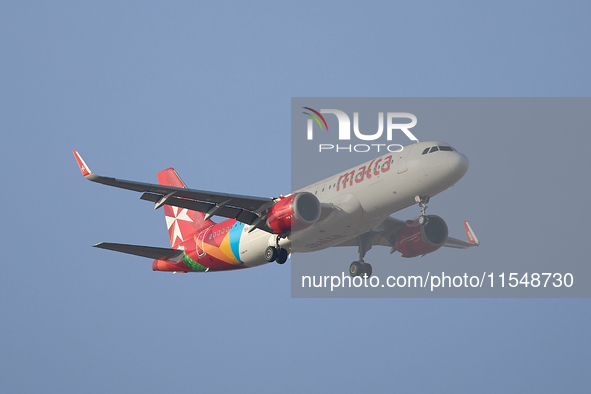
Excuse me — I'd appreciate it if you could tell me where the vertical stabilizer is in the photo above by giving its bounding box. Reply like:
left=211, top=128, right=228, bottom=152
left=157, top=168, right=215, bottom=248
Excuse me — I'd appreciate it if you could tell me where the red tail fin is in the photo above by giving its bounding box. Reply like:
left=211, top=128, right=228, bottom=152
left=157, top=168, right=215, bottom=248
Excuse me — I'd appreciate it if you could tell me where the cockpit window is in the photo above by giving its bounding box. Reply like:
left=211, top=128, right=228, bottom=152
left=423, top=145, right=454, bottom=154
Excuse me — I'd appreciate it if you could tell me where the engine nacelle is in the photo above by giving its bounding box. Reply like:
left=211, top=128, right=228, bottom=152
left=267, top=192, right=321, bottom=234
left=395, top=215, right=449, bottom=258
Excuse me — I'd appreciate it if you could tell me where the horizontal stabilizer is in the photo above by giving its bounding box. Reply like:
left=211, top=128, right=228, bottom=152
left=94, top=242, right=184, bottom=260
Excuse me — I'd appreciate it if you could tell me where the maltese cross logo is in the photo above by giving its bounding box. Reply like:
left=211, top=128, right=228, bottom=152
left=165, top=206, right=193, bottom=247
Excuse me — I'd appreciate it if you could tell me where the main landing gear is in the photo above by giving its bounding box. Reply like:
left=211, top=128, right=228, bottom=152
left=349, top=260, right=372, bottom=277
left=265, top=235, right=289, bottom=265
left=416, top=195, right=430, bottom=225
left=264, top=246, right=288, bottom=264
left=349, top=233, right=373, bottom=278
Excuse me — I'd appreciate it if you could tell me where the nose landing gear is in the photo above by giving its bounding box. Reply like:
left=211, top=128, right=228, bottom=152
left=415, top=195, right=430, bottom=225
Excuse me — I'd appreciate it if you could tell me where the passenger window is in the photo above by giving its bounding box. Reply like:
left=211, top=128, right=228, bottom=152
left=430, top=146, right=439, bottom=153
left=209, top=234, right=212, bottom=239
left=422, top=147, right=430, bottom=155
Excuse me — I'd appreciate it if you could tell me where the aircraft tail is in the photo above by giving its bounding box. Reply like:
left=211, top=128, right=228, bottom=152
left=157, top=168, right=215, bottom=248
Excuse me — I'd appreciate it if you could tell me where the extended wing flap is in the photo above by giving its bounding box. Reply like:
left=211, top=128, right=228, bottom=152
left=140, top=193, right=260, bottom=224
left=94, top=242, right=185, bottom=260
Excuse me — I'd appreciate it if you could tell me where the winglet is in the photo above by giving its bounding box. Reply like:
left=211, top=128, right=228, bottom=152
left=463, top=221, right=479, bottom=245
left=73, top=150, right=93, bottom=178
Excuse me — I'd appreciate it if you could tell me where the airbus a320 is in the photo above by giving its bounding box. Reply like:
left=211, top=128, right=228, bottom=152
left=73, top=141, right=478, bottom=277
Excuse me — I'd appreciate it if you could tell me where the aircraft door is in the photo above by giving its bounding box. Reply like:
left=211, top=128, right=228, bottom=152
left=397, top=144, right=413, bottom=174
left=196, top=227, right=210, bottom=258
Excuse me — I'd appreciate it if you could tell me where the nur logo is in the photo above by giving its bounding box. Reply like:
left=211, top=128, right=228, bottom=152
left=303, top=107, right=419, bottom=153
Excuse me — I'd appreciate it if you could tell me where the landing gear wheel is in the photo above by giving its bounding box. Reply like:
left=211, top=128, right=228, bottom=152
left=349, top=261, right=362, bottom=277
left=264, top=246, right=278, bottom=262
left=362, top=263, right=372, bottom=278
left=418, top=215, right=429, bottom=225
left=276, top=248, right=288, bottom=265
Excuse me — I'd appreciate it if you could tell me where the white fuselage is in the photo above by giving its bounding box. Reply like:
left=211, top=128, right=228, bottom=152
left=238, top=141, right=469, bottom=267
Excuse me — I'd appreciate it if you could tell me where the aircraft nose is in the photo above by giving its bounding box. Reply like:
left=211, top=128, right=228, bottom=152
left=449, top=151, right=469, bottom=177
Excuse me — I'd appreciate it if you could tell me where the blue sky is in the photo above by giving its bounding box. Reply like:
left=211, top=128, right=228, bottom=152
left=1, top=1, right=590, bottom=392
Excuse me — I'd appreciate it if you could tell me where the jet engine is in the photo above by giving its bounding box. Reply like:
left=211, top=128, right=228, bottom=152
left=395, top=215, right=449, bottom=257
left=267, top=192, right=321, bottom=234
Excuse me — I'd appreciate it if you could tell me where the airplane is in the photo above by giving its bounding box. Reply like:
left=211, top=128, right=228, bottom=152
left=73, top=141, right=478, bottom=277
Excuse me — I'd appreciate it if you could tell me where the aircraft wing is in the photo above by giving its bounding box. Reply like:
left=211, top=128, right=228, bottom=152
left=334, top=217, right=479, bottom=251
left=333, top=217, right=407, bottom=249
left=442, top=221, right=480, bottom=249
left=73, top=151, right=275, bottom=226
